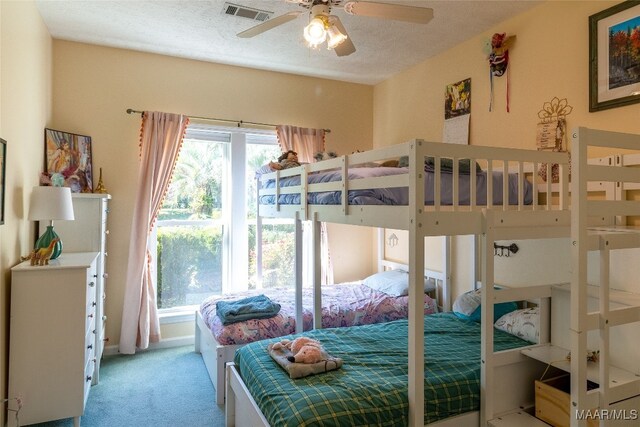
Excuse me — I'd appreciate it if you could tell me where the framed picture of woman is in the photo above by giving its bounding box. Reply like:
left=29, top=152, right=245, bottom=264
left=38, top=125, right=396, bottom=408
left=44, top=128, right=93, bottom=193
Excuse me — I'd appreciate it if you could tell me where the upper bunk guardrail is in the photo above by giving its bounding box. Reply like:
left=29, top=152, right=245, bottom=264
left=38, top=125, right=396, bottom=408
left=412, top=139, right=569, bottom=213
left=257, top=139, right=570, bottom=221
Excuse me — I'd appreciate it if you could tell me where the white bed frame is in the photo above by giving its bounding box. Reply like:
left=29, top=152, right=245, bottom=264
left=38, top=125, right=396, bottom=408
left=565, top=128, right=640, bottom=426
left=225, top=129, right=640, bottom=426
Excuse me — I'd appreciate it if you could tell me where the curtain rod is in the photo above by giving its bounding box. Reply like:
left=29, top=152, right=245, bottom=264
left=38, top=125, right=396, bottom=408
left=126, top=109, right=330, bottom=133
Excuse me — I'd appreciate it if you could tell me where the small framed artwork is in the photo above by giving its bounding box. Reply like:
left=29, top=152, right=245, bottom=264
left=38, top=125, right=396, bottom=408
left=0, top=138, right=6, bottom=225
left=44, top=128, right=93, bottom=193
left=589, top=1, right=640, bottom=112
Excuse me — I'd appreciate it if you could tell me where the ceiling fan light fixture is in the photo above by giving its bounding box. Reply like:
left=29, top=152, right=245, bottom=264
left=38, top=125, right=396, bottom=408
left=303, top=16, right=327, bottom=47
left=326, top=24, right=347, bottom=49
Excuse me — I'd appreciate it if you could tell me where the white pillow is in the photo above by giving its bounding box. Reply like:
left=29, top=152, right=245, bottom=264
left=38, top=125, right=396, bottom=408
left=494, top=307, right=539, bottom=343
left=452, top=287, right=518, bottom=322
left=363, top=269, right=435, bottom=297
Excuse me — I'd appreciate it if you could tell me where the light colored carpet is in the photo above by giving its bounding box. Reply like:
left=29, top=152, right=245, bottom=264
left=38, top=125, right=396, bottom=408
left=28, top=345, right=225, bottom=426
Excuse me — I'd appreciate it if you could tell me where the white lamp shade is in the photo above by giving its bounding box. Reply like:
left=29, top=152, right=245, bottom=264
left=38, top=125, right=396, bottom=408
left=28, top=186, right=75, bottom=221
left=304, top=17, right=327, bottom=46
left=327, top=25, right=347, bottom=49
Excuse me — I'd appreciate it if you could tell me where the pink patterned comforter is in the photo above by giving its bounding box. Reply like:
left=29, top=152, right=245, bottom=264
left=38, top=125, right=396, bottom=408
left=199, top=282, right=438, bottom=345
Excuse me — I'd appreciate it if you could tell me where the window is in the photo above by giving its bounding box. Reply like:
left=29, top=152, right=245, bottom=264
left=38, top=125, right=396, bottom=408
left=154, top=125, right=295, bottom=313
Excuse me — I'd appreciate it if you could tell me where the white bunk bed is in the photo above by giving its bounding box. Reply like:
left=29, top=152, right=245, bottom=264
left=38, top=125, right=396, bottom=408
left=226, top=138, right=574, bottom=426
left=485, top=127, right=640, bottom=426
left=565, top=128, right=640, bottom=426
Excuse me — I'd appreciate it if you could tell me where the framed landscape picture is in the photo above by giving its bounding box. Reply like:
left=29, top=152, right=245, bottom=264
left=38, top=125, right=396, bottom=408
left=589, top=1, right=640, bottom=112
left=45, top=128, right=93, bottom=193
left=0, top=138, right=5, bottom=225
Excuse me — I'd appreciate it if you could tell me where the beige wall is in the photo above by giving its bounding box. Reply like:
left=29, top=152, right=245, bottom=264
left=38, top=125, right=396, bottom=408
left=374, top=1, right=640, bottom=149
left=51, top=40, right=374, bottom=344
left=373, top=1, right=640, bottom=300
left=0, top=1, right=52, bottom=424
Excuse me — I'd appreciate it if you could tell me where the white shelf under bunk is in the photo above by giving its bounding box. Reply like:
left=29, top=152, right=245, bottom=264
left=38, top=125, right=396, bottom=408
left=554, top=281, right=640, bottom=307
left=520, top=344, right=638, bottom=391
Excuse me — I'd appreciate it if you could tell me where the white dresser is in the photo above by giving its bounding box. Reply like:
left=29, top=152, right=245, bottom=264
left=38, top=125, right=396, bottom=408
left=7, top=252, right=100, bottom=427
left=44, top=193, right=111, bottom=384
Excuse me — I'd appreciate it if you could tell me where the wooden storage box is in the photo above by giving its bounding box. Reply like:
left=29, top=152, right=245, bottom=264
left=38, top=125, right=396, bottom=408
left=535, top=374, right=598, bottom=427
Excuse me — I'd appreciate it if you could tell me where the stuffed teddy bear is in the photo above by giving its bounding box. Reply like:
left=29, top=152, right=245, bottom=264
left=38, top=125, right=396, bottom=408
left=314, top=151, right=337, bottom=162
left=272, top=337, right=325, bottom=364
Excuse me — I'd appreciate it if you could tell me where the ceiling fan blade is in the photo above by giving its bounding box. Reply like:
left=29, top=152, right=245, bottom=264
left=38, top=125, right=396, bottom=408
left=237, top=11, right=304, bottom=38
left=331, top=17, right=356, bottom=57
left=343, top=1, right=433, bottom=24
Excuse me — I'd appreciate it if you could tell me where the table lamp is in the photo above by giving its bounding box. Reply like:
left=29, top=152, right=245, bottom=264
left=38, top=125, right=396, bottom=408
left=28, top=186, right=75, bottom=260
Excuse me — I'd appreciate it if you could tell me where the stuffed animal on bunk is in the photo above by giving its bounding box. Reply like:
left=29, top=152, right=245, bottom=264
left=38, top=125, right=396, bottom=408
left=272, top=337, right=325, bottom=364
left=269, top=150, right=301, bottom=171
left=21, top=238, right=60, bottom=266
left=314, top=151, right=337, bottom=161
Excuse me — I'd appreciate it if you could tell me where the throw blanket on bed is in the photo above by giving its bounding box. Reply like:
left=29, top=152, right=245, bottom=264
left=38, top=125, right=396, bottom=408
left=268, top=342, right=343, bottom=379
left=216, top=294, right=281, bottom=325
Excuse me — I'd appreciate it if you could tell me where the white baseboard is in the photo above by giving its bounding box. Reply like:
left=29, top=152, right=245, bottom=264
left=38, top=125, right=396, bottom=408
left=103, top=335, right=195, bottom=356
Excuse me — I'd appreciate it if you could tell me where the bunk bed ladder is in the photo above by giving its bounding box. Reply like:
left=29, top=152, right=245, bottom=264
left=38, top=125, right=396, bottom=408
left=570, top=127, right=640, bottom=427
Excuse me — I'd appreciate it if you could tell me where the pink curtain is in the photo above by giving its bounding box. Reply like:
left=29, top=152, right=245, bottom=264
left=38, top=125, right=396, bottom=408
left=276, top=125, right=334, bottom=285
left=119, top=111, right=189, bottom=354
left=276, top=125, right=325, bottom=163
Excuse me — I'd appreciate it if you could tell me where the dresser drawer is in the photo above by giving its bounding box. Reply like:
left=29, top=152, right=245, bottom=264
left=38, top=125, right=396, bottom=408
left=85, top=326, right=96, bottom=361
left=85, top=267, right=97, bottom=304
left=83, top=357, right=95, bottom=407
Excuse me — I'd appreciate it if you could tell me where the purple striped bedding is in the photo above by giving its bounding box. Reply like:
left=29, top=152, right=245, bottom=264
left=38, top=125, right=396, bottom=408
left=199, top=282, right=438, bottom=345
left=258, top=166, right=533, bottom=206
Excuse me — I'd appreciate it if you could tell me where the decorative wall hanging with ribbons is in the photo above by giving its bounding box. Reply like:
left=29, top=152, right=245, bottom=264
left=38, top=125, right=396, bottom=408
left=485, top=33, right=516, bottom=112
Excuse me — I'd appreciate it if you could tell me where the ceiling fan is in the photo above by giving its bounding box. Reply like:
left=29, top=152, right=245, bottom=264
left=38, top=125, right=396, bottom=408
left=237, top=0, right=434, bottom=57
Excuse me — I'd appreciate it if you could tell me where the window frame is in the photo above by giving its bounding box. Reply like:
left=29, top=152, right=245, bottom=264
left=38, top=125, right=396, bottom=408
left=155, top=124, right=281, bottom=318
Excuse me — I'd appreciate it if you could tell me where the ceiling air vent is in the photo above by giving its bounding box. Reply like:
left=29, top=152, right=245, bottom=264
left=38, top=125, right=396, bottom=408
left=223, top=2, right=272, bottom=22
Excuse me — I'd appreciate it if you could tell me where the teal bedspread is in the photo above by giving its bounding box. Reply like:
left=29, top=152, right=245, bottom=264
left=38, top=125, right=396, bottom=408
left=234, top=312, right=529, bottom=426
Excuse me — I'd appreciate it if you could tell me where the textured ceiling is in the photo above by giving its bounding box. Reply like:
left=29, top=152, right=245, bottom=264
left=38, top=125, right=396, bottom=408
left=35, top=0, right=541, bottom=85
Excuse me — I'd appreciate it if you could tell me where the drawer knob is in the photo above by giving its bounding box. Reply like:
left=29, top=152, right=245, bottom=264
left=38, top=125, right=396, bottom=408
left=92, top=301, right=97, bottom=307
left=86, top=375, right=92, bottom=382
left=105, top=230, right=110, bottom=235
left=102, top=315, right=108, bottom=321
left=87, top=344, right=93, bottom=350
left=103, top=273, right=109, bottom=279
left=89, top=281, right=95, bottom=288
left=103, top=337, right=110, bottom=343
left=88, top=313, right=94, bottom=318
